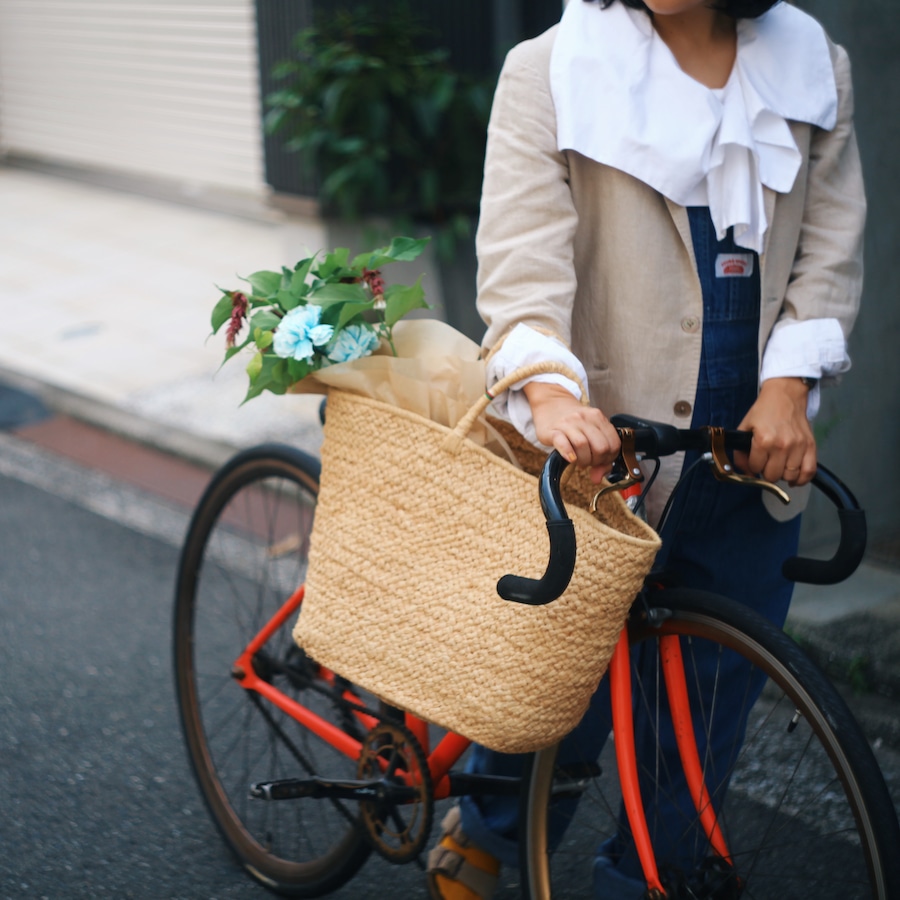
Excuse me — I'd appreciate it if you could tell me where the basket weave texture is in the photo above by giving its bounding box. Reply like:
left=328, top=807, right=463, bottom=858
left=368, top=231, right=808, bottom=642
left=294, top=382, right=661, bottom=753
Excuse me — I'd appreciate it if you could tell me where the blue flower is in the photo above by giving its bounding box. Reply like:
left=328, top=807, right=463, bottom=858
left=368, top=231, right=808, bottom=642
left=327, top=323, right=380, bottom=363
left=272, top=305, right=334, bottom=363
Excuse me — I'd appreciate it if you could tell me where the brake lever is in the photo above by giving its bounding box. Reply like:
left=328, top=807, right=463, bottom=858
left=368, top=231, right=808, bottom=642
left=705, top=426, right=790, bottom=505
left=590, top=428, right=645, bottom=512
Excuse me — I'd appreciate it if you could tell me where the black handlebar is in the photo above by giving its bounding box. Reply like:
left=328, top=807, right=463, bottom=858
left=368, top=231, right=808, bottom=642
left=496, top=418, right=867, bottom=605
left=782, top=466, right=867, bottom=585
left=496, top=453, right=577, bottom=605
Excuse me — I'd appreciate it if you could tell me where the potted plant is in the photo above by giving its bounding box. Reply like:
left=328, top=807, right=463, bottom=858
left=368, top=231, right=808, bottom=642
left=263, top=4, right=496, bottom=341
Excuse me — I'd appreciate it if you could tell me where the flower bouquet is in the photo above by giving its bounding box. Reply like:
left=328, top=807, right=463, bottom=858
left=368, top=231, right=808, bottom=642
left=211, top=236, right=431, bottom=403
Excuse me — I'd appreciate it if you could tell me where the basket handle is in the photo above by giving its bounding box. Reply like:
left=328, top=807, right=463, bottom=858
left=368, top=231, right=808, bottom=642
left=442, top=360, right=588, bottom=455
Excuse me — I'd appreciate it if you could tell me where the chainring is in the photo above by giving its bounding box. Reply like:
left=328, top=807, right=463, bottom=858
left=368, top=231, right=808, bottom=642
left=356, top=721, right=434, bottom=863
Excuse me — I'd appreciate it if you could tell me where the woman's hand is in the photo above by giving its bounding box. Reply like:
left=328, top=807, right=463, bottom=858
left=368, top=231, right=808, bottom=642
left=523, top=381, right=621, bottom=483
left=735, top=378, right=817, bottom=486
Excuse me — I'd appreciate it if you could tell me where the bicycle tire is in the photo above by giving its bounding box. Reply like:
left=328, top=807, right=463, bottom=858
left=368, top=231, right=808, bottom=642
left=521, top=588, right=900, bottom=899
left=173, top=444, right=372, bottom=897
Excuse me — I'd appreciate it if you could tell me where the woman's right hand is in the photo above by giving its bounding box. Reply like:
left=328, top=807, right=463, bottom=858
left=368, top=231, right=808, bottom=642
left=523, top=381, right=621, bottom=484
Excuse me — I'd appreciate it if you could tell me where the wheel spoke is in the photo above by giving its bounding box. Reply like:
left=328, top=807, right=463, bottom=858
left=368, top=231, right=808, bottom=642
left=522, top=590, right=900, bottom=899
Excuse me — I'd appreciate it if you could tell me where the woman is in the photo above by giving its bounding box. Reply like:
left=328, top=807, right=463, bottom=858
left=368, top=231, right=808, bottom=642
left=427, top=0, right=865, bottom=898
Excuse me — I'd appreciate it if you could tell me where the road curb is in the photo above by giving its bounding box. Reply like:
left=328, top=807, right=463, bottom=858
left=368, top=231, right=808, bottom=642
left=0, top=364, right=240, bottom=472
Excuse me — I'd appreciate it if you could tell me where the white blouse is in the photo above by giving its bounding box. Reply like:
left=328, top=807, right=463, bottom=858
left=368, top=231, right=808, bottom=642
left=551, top=0, right=838, bottom=253
left=487, top=1, right=851, bottom=438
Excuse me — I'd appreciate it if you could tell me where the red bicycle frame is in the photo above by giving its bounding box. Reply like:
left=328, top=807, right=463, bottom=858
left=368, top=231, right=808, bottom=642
left=232, top=584, right=734, bottom=896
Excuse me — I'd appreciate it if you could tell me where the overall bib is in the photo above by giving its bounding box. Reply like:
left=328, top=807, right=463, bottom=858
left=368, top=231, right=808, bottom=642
left=459, top=209, right=803, bottom=887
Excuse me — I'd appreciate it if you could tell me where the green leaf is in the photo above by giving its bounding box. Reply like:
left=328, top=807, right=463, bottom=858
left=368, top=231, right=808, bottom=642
left=335, top=302, right=374, bottom=331
left=315, top=247, right=351, bottom=278
left=351, top=247, right=386, bottom=269
left=243, top=270, right=282, bottom=298
left=350, top=237, right=431, bottom=269
left=211, top=292, right=234, bottom=334
left=222, top=334, right=252, bottom=363
left=254, top=328, right=274, bottom=350
left=384, top=277, right=428, bottom=326
left=242, top=381, right=266, bottom=404
left=270, top=357, right=290, bottom=386
left=384, top=236, right=430, bottom=262
left=276, top=288, right=301, bottom=312
left=288, top=358, right=312, bottom=381
left=290, top=257, right=315, bottom=294
left=308, top=282, right=368, bottom=306
left=246, top=351, right=264, bottom=382
left=249, top=310, right=283, bottom=332
left=242, top=353, right=291, bottom=404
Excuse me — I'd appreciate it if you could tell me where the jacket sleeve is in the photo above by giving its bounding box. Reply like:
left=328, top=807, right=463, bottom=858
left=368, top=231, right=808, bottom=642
left=476, top=33, right=580, bottom=352
left=769, top=41, right=866, bottom=376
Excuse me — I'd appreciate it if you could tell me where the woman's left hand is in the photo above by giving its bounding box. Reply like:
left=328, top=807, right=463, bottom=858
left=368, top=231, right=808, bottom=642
left=734, top=378, right=817, bottom=486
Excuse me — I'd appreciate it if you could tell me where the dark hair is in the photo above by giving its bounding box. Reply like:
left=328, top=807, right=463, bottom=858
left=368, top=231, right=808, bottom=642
left=592, top=0, right=781, bottom=19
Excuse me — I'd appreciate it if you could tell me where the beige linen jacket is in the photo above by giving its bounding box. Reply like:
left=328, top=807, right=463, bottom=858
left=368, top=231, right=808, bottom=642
left=476, top=24, right=866, bottom=512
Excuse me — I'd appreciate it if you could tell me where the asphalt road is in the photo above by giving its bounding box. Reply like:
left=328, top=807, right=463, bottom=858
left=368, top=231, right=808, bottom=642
left=0, top=435, right=477, bottom=900
left=1, top=430, right=898, bottom=899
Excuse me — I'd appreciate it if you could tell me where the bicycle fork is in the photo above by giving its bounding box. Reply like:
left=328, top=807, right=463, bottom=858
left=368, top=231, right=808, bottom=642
left=610, top=629, right=735, bottom=899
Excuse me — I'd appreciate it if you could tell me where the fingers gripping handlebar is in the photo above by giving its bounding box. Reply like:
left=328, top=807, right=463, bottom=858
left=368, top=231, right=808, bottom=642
left=496, top=418, right=867, bottom=606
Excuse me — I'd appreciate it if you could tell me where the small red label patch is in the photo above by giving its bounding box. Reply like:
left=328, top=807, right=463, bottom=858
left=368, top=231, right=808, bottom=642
left=715, top=253, right=754, bottom=278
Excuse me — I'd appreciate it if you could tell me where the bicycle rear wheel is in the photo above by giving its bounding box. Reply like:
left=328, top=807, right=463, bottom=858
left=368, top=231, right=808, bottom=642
left=521, top=589, right=900, bottom=899
left=173, top=444, right=371, bottom=897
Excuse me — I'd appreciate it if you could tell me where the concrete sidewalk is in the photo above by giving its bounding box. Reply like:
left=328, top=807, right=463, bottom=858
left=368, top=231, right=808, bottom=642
left=0, top=165, right=330, bottom=467
left=1, top=164, right=898, bottom=744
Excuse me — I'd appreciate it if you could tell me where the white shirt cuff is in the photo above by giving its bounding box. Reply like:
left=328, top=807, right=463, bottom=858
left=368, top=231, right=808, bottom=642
left=760, top=317, right=850, bottom=419
left=485, top=323, right=589, bottom=448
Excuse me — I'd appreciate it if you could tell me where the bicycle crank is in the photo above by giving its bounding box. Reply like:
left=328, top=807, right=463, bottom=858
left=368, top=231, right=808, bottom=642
left=356, top=721, right=434, bottom=864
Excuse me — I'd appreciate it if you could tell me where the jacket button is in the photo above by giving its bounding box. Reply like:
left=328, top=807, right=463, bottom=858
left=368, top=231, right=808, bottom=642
left=681, top=316, right=700, bottom=333
left=674, top=400, right=692, bottom=417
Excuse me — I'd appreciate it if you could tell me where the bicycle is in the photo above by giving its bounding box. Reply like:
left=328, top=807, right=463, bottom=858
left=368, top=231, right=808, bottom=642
left=173, top=413, right=900, bottom=899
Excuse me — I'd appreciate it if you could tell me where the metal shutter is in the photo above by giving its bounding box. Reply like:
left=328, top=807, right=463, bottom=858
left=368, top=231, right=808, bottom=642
left=0, top=0, right=265, bottom=194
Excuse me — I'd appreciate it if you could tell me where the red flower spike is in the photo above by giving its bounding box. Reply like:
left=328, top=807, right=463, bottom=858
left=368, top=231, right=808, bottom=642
left=226, top=291, right=248, bottom=347
left=362, top=268, right=386, bottom=303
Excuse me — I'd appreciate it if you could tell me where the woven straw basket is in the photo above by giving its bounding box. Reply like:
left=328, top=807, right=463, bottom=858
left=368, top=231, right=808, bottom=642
left=293, top=363, right=661, bottom=753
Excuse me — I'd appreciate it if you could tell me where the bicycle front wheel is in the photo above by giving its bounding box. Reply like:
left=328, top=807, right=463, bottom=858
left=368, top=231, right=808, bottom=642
left=521, top=589, right=900, bottom=899
left=173, top=444, right=371, bottom=897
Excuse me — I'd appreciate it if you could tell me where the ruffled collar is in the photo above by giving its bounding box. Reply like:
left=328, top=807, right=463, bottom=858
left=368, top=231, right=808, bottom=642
left=550, top=1, right=837, bottom=252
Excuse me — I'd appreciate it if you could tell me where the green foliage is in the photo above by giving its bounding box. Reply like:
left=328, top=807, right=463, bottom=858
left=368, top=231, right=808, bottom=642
left=265, top=5, right=495, bottom=246
left=211, top=236, right=430, bottom=403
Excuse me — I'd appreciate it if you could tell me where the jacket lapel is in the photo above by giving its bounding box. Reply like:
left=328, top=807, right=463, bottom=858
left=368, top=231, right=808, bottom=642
left=664, top=197, right=698, bottom=272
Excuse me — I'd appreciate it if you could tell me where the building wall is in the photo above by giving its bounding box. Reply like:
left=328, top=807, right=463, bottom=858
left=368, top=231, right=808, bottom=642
left=794, top=1, right=900, bottom=550
left=0, top=0, right=265, bottom=194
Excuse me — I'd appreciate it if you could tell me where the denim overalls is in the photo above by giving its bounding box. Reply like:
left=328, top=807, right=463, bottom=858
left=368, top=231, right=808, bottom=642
left=458, top=208, right=803, bottom=887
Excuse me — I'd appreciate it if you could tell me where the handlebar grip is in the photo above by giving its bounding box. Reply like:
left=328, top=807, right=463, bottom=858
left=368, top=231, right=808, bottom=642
left=781, top=465, right=867, bottom=585
left=497, top=451, right=576, bottom=606
left=496, top=521, right=577, bottom=605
